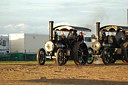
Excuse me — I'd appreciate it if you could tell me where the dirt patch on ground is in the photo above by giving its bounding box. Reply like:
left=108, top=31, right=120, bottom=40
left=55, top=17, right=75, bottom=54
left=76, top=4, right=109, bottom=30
left=0, top=61, right=128, bottom=85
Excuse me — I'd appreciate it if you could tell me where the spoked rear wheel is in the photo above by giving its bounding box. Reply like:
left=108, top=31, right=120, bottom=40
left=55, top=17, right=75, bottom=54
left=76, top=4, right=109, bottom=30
left=56, top=48, right=66, bottom=66
left=73, top=42, right=88, bottom=65
left=37, top=48, right=46, bottom=65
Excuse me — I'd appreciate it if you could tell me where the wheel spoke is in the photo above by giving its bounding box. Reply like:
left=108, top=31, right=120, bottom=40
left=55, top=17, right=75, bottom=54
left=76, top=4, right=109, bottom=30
left=78, top=57, right=83, bottom=63
left=77, top=46, right=87, bottom=64
left=102, top=48, right=113, bottom=64
left=57, top=49, right=66, bottom=66
left=37, top=48, right=46, bottom=65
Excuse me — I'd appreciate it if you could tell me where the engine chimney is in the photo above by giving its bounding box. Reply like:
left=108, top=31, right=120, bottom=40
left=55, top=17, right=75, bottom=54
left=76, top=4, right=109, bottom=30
left=96, top=22, right=100, bottom=40
left=49, top=21, right=54, bottom=41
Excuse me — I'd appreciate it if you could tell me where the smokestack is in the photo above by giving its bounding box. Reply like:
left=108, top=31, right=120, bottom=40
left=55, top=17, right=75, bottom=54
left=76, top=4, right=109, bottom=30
left=49, top=21, right=54, bottom=41
left=96, top=22, right=100, bottom=40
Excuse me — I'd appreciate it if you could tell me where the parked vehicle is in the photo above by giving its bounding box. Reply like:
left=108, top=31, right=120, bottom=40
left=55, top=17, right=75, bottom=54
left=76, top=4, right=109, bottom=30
left=37, top=21, right=91, bottom=66
left=89, top=22, right=128, bottom=65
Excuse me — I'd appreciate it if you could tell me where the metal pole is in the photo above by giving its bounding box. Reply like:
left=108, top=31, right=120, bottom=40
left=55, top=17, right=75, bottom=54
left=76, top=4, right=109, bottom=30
left=49, top=21, right=54, bottom=41
left=96, top=22, right=100, bottom=40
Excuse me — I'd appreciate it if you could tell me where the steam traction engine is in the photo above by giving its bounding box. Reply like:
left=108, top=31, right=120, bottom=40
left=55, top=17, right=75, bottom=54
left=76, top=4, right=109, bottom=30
left=91, top=22, right=128, bottom=64
left=37, top=21, right=91, bottom=66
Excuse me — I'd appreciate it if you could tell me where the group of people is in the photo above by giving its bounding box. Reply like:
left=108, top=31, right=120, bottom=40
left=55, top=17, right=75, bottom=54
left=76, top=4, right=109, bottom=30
left=67, top=31, right=84, bottom=41
left=53, top=30, right=84, bottom=42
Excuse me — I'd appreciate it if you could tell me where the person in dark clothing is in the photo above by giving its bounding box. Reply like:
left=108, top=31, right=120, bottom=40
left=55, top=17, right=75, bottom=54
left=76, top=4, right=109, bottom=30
left=78, top=32, right=84, bottom=41
left=73, top=30, right=77, bottom=38
left=67, top=31, right=73, bottom=38
left=102, top=31, right=107, bottom=40
left=67, top=30, right=77, bottom=39
left=67, top=31, right=77, bottom=48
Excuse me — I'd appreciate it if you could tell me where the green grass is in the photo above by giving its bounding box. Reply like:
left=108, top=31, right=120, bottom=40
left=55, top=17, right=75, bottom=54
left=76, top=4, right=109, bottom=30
left=0, top=60, right=74, bottom=65
left=0, top=61, right=37, bottom=64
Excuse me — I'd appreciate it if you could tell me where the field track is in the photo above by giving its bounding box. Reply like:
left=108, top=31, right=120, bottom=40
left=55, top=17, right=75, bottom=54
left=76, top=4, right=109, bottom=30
left=0, top=61, right=128, bottom=85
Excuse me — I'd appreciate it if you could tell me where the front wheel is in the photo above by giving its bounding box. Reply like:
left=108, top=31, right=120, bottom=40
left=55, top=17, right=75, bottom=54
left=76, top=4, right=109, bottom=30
left=87, top=57, right=94, bottom=64
left=101, top=47, right=115, bottom=65
left=56, top=48, right=66, bottom=66
left=110, top=58, right=116, bottom=63
left=87, top=47, right=94, bottom=64
left=37, top=48, right=46, bottom=65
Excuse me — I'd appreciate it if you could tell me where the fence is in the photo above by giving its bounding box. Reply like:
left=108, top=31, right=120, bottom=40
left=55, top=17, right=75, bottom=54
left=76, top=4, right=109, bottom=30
left=0, top=53, right=37, bottom=61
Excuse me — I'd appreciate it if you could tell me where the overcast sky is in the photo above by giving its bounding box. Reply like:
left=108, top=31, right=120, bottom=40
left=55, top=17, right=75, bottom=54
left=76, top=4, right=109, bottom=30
left=0, top=0, right=128, bottom=35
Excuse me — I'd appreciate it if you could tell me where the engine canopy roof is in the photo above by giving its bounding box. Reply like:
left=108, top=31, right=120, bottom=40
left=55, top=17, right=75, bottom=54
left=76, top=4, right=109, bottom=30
left=100, top=25, right=128, bottom=32
left=53, top=25, right=91, bottom=32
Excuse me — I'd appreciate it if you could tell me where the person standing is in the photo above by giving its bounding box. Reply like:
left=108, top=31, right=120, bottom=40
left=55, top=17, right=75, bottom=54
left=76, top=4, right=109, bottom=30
left=78, top=32, right=84, bottom=41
